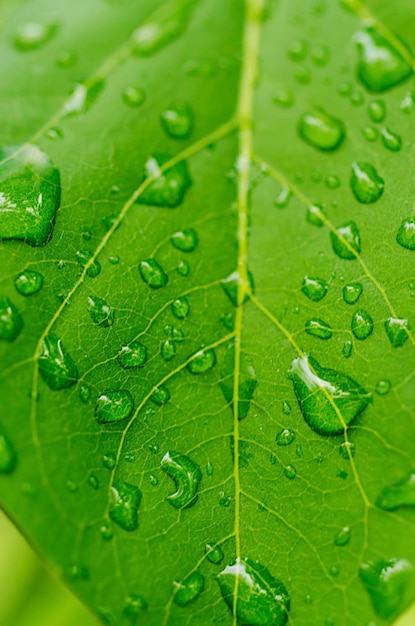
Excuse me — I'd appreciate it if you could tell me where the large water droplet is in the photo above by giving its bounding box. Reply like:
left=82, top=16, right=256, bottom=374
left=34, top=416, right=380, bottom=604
left=219, top=343, right=257, bottom=419
left=109, top=479, right=142, bottom=531
left=221, top=270, right=254, bottom=306
left=161, top=451, right=202, bottom=509
left=161, top=103, right=193, bottom=139
left=0, top=427, right=16, bottom=473
left=377, top=472, right=415, bottom=510
left=396, top=218, right=415, bottom=250
left=350, top=162, right=384, bottom=204
left=15, top=269, right=43, bottom=296
left=359, top=558, right=413, bottom=619
left=343, top=282, right=362, bottom=304
left=118, top=341, right=147, bottom=368
left=139, top=258, right=168, bottom=289
left=173, top=571, right=204, bottom=606
left=39, top=334, right=78, bottom=390
left=289, top=355, right=370, bottom=436
left=298, top=109, right=345, bottom=151
left=301, top=276, right=328, bottom=302
left=88, top=296, right=115, bottom=327
left=217, top=558, right=290, bottom=626
left=187, top=348, right=216, bottom=374
left=0, top=296, right=23, bottom=342
left=136, top=155, right=191, bottom=208
left=305, top=318, right=333, bottom=339
left=13, top=22, right=57, bottom=51
left=0, top=145, right=60, bottom=246
left=331, top=221, right=361, bottom=259
left=351, top=309, right=374, bottom=340
left=95, top=391, right=134, bottom=424
left=384, top=317, right=410, bottom=347
left=355, top=28, right=413, bottom=93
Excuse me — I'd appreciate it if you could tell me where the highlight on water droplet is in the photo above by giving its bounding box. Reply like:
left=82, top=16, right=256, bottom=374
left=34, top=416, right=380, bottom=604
left=339, top=441, right=355, bottom=460
left=221, top=269, right=254, bottom=306
left=136, top=154, right=192, bottom=208
left=95, top=390, right=134, bottom=424
left=13, top=22, right=58, bottom=51
left=14, top=269, right=43, bottom=296
left=350, top=162, right=384, bottom=204
left=0, top=296, right=23, bottom=342
left=171, top=228, right=198, bottom=252
left=298, top=109, right=345, bottom=151
left=289, top=354, right=371, bottom=436
left=384, top=317, right=410, bottom=348
left=301, top=276, right=328, bottom=302
left=330, top=221, right=361, bottom=259
left=76, top=250, right=101, bottom=278
left=109, top=479, right=142, bottom=531
left=161, top=102, right=193, bottom=139
left=172, top=295, right=190, bottom=319
left=343, top=283, right=362, bottom=305
left=187, top=348, right=216, bottom=374
left=88, top=295, right=115, bottom=327
left=151, top=385, right=170, bottom=405
left=396, top=217, right=415, bottom=250
left=139, top=258, right=168, bottom=289
left=173, top=571, right=204, bottom=606
left=161, top=338, right=176, bottom=361
left=63, top=80, right=105, bottom=117
left=376, top=472, right=415, bottom=510
left=381, top=128, right=402, bottom=151
left=334, top=526, right=351, bottom=546
left=219, top=342, right=257, bottom=419
left=118, top=341, right=147, bottom=368
left=276, top=428, right=295, bottom=446
left=305, top=318, right=333, bottom=340
left=161, top=451, right=202, bottom=509
left=132, top=0, right=195, bottom=56
left=205, top=543, right=224, bottom=564
left=368, top=99, right=386, bottom=122
left=375, top=379, right=391, bottom=395
left=359, top=558, right=413, bottom=619
left=217, top=557, right=290, bottom=626
left=38, top=334, right=78, bottom=390
left=351, top=309, right=374, bottom=340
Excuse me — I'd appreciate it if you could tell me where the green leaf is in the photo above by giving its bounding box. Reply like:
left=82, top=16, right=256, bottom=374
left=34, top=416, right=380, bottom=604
left=0, top=0, right=415, bottom=624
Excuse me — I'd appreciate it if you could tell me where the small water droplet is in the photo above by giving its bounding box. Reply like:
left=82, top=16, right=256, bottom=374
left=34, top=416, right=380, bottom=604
left=359, top=558, right=413, bottom=619
left=350, top=90, right=364, bottom=106
left=205, top=543, right=224, bottom=564
left=276, top=428, right=296, bottom=446
left=221, top=270, right=254, bottom=306
left=172, top=295, right=190, bottom=319
left=118, top=341, right=147, bottom=369
left=311, top=45, right=330, bottom=66
left=384, top=317, right=410, bottom=347
left=217, top=558, right=290, bottom=626
left=188, top=348, right=216, bottom=374
left=337, top=81, right=353, bottom=97
left=88, top=474, right=99, bottom=490
left=287, top=39, right=308, bottom=61
left=396, top=217, right=415, bottom=250
left=139, top=258, right=168, bottom=289
left=294, top=65, right=311, bottom=84
left=329, top=566, right=340, bottom=577
left=351, top=309, right=374, bottom=340
left=305, top=318, right=333, bottom=339
left=161, top=451, right=202, bottom=509
left=55, top=50, right=77, bottom=68
left=298, top=109, right=345, bottom=151
left=149, top=473, right=159, bottom=487
left=290, top=355, right=370, bottom=436
left=95, top=391, right=134, bottom=424
left=368, top=100, right=386, bottom=122
left=272, top=90, right=295, bottom=108
left=103, top=453, right=116, bottom=470
left=342, top=340, right=353, bottom=358
left=137, top=155, right=191, bottom=208
left=362, top=126, right=379, bottom=142
left=123, top=594, right=147, bottom=617
left=109, top=479, right=142, bottom=531
left=100, top=522, right=113, bottom=541
left=0, top=428, right=16, bottom=473
left=76, top=250, right=101, bottom=278
left=161, top=338, right=176, bottom=361
left=63, top=81, right=104, bottom=116
left=284, top=464, right=297, bottom=479
left=325, top=174, right=341, bottom=189
left=334, top=526, right=351, bottom=546
left=46, top=127, right=64, bottom=141
left=282, top=401, right=291, bottom=415
left=132, top=4, right=193, bottom=56
left=171, top=228, right=198, bottom=252
left=64, top=563, right=89, bottom=581
left=122, top=86, right=146, bottom=107
left=161, top=102, right=193, bottom=139
left=401, top=90, right=415, bottom=113
left=38, top=334, right=78, bottom=390
left=0, top=296, right=23, bottom=342
left=339, top=441, right=355, bottom=460
left=331, top=221, right=361, bottom=259
left=206, top=461, right=213, bottom=476
left=219, top=491, right=231, bottom=507
left=343, top=283, right=363, bottom=304
left=88, top=295, right=114, bottom=327
left=376, top=472, right=415, bottom=510
left=15, top=268, right=44, bottom=296
left=350, top=162, right=384, bottom=204
left=381, top=128, right=402, bottom=151
left=375, top=379, right=391, bottom=395
left=176, top=259, right=190, bottom=276
left=173, top=571, right=204, bottom=606
left=355, top=28, right=413, bottom=92
left=14, top=22, right=57, bottom=51
left=301, top=276, right=328, bottom=302
left=219, top=342, right=257, bottom=419
left=151, top=385, right=170, bottom=405
left=306, top=203, right=326, bottom=227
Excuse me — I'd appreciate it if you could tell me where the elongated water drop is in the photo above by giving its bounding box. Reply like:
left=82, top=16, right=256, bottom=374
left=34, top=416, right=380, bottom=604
left=368, top=100, right=386, bottom=122
left=350, top=162, right=384, bottom=204
left=161, top=339, right=176, bottom=361
left=161, top=103, right=193, bottom=139
left=109, top=480, right=142, bottom=531
left=384, top=317, right=410, bottom=347
left=139, top=258, right=168, bottom=289
left=217, top=558, right=290, bottom=626
left=351, top=309, right=374, bottom=340
left=377, top=472, right=415, bottom=510
left=396, top=218, right=415, bottom=250
left=95, top=391, right=134, bottom=424
left=381, top=128, right=402, bottom=151
left=343, top=282, right=362, bottom=304
left=0, top=296, right=23, bottom=342
left=136, top=154, right=191, bottom=208
left=331, top=221, right=361, bottom=259
left=15, top=269, right=43, bottom=296
left=39, top=334, right=78, bottom=390
left=0, top=145, right=60, bottom=246
left=334, top=526, right=351, bottom=546
left=305, top=318, right=332, bottom=339
left=132, top=0, right=195, bottom=56
left=118, top=341, right=147, bottom=368
left=188, top=348, right=216, bottom=374
left=298, top=109, right=345, bottom=151
left=301, top=276, right=328, bottom=302
left=355, top=28, right=413, bottom=92
left=219, top=342, right=257, bottom=419
left=172, top=295, right=190, bottom=319
left=161, top=451, right=202, bottom=509
left=173, top=571, right=204, bottom=606
left=88, top=296, right=114, bottom=327
left=359, top=559, right=413, bottom=619
left=289, top=355, right=370, bottom=436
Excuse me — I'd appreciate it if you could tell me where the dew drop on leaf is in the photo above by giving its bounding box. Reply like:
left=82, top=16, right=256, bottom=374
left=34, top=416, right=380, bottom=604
left=384, top=317, right=410, bottom=348
left=176, top=259, right=190, bottom=276
left=122, top=86, right=146, bottom=107
left=368, top=99, right=386, bottom=122
left=136, top=155, right=192, bottom=208
left=139, top=258, right=168, bottom=289
left=205, top=543, right=224, bottom=564
left=171, top=228, right=198, bottom=252
left=13, top=22, right=57, bottom=51
left=173, top=571, right=204, bottom=606
left=118, top=341, right=147, bottom=369
left=100, top=523, right=113, bottom=541
left=339, top=441, right=355, bottom=460
left=161, top=102, right=194, bottom=139
left=330, top=221, right=361, bottom=260
left=325, top=174, right=340, bottom=189
left=76, top=250, right=101, bottom=278
left=63, top=81, right=105, bottom=116
left=123, top=594, right=147, bottom=617
left=187, top=348, right=216, bottom=374
left=305, top=318, right=333, bottom=339
left=88, top=474, right=99, bottom=490
left=219, top=343, right=257, bottom=419
left=287, top=38, right=308, bottom=61
left=276, top=428, right=295, bottom=446
left=221, top=270, right=254, bottom=306
left=375, top=379, right=391, bottom=395
left=79, top=384, right=91, bottom=404
left=217, top=558, right=290, bottom=626
left=350, top=162, right=384, bottom=204
left=342, top=340, right=353, bottom=359
left=161, top=451, right=202, bottom=509
left=282, top=401, right=291, bottom=415
left=274, top=184, right=292, bottom=208
left=359, top=558, right=413, bottom=619
left=284, top=465, right=296, bottom=479
left=381, top=128, right=402, bottom=152
left=38, top=334, right=78, bottom=390
left=362, top=126, right=378, bottom=142
left=306, top=203, right=326, bottom=227
left=132, top=0, right=194, bottom=56
left=272, top=90, right=294, bottom=108
left=376, top=472, right=415, bottom=510
left=109, top=479, right=142, bottom=531
left=289, top=355, right=370, bottom=436
left=14, top=269, right=43, bottom=296
left=161, top=338, right=176, bottom=361
left=301, top=276, right=328, bottom=302
left=172, top=295, right=190, bottom=319
left=396, top=217, right=415, bottom=250
left=103, top=453, right=116, bottom=470
left=334, top=526, right=351, bottom=546
left=351, top=309, right=374, bottom=340
left=343, top=282, right=362, bottom=305
left=88, top=295, right=115, bottom=327
left=95, top=390, right=134, bottom=424
left=297, top=109, right=345, bottom=151
left=0, top=296, right=23, bottom=342
left=151, top=385, right=170, bottom=405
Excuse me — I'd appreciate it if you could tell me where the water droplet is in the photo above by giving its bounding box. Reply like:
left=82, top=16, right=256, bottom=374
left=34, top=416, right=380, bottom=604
left=46, top=127, right=64, bottom=141
left=339, top=441, right=355, bottom=460
left=276, top=429, right=296, bottom=446
left=173, top=571, right=204, bottom=606
left=139, top=258, right=168, bottom=289
left=368, top=98, right=386, bottom=121
left=176, top=259, right=190, bottom=276
left=64, top=563, right=89, bottom=582
left=0, top=428, right=16, bottom=473
left=298, top=109, right=345, bottom=151
left=188, top=348, right=216, bottom=374
left=334, top=526, right=351, bottom=546
left=342, top=340, right=353, bottom=359
left=118, top=341, right=147, bottom=368
left=15, top=269, right=44, bottom=296
left=172, top=295, right=190, bottom=319
left=384, top=317, right=410, bottom=347
left=219, top=491, right=231, bottom=507
left=108, top=254, right=119, bottom=265
left=331, top=221, right=361, bottom=260
left=359, top=558, right=413, bottom=619
left=401, top=90, right=415, bottom=113
left=161, top=451, right=202, bottom=509
left=301, top=276, right=328, bottom=302
left=122, top=86, right=146, bottom=107
left=329, top=566, right=340, bottom=577
left=310, top=45, right=330, bottom=66
left=95, top=391, right=134, bottom=424
left=289, top=355, right=370, bottom=436
left=343, top=283, right=362, bottom=305
left=76, top=250, right=101, bottom=278
left=287, top=39, right=307, bottom=61
left=38, top=334, right=78, bottom=390
left=305, top=318, right=333, bottom=340
left=100, top=523, right=113, bottom=541
left=161, top=103, right=193, bottom=139
left=88, top=474, right=99, bottom=490
left=381, top=128, right=402, bottom=151
left=0, top=145, right=61, bottom=246
left=66, top=480, right=78, bottom=493
left=221, top=270, right=254, bottom=306
left=355, top=28, right=413, bottom=92
left=63, top=81, right=104, bottom=116
left=14, top=22, right=57, bottom=51
left=171, top=228, right=198, bottom=253
left=284, top=465, right=297, bottom=479
left=219, top=343, right=257, bottom=419
left=272, top=90, right=294, bottom=108
left=282, top=401, right=291, bottom=415
left=325, top=174, right=341, bottom=189
left=217, top=558, right=290, bottom=626
left=0, top=296, right=23, bottom=342
left=132, top=2, right=194, bottom=56
left=375, top=379, right=391, bottom=395
left=151, top=385, right=170, bottom=405
left=351, top=309, right=374, bottom=340
left=55, top=50, right=77, bottom=68
left=161, top=339, right=176, bottom=361
left=109, top=479, right=142, bottom=531
left=376, top=472, right=415, bottom=510
left=362, top=126, right=379, bottom=142
left=306, top=203, right=326, bottom=227
left=396, top=217, right=415, bottom=250
left=350, top=90, right=364, bottom=106
left=350, top=162, right=384, bottom=204
left=137, top=155, right=191, bottom=208
left=294, top=65, right=311, bottom=84
left=88, top=295, right=115, bottom=327
left=206, top=543, right=224, bottom=564
left=103, top=453, right=116, bottom=470
left=123, top=594, right=147, bottom=617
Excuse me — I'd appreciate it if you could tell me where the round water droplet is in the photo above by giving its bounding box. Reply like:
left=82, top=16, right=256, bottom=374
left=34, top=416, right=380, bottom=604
left=100, top=523, right=113, bottom=541
left=298, top=109, right=345, bottom=151
left=343, top=283, right=362, bottom=305
left=161, top=102, right=193, bottom=139
left=0, top=429, right=16, bottom=473
left=206, top=543, right=224, bottom=564
left=337, top=81, right=353, bottom=97
left=76, top=250, right=101, bottom=278
left=368, top=99, right=386, bottom=122
left=305, top=318, right=332, bottom=339
left=325, top=174, right=341, bottom=189
left=331, top=221, right=361, bottom=259
left=351, top=309, right=374, bottom=340
left=122, top=86, right=146, bottom=107
left=161, top=451, right=202, bottom=509
left=188, top=348, right=216, bottom=374
left=350, top=91, right=364, bottom=106
left=161, top=339, right=176, bottom=361
left=339, top=441, right=355, bottom=460
left=359, top=558, right=413, bottom=619
left=334, top=526, right=351, bottom=546
left=151, top=385, right=170, bottom=405
left=14, top=270, right=43, bottom=296
left=396, top=217, right=415, bottom=250
left=14, top=22, right=57, bottom=51
left=109, top=479, right=142, bottom=531
left=287, top=39, right=308, bottom=61
left=172, top=295, right=190, bottom=319
left=294, top=65, right=311, bottom=84
left=55, top=50, right=77, bottom=68
left=350, top=162, right=384, bottom=204
left=173, top=571, right=204, bottom=606
left=88, top=296, right=114, bottom=327
left=329, top=566, right=340, bottom=577
left=310, top=45, right=330, bottom=66
left=384, top=317, right=410, bottom=347
left=137, top=154, right=192, bottom=208
left=123, top=594, right=147, bottom=617
left=95, top=391, right=134, bottom=424
left=376, top=472, right=415, bottom=510
left=139, top=258, right=168, bottom=289
left=171, top=228, right=198, bottom=252
left=362, top=126, right=379, bottom=142
left=301, top=276, right=328, bottom=302
left=0, top=296, right=23, bottom=342
left=118, top=341, right=147, bottom=369
left=273, top=90, right=294, bottom=108
left=375, top=379, right=391, bottom=395
left=284, top=465, right=297, bottom=479
left=276, top=428, right=295, bottom=446
left=381, top=128, right=402, bottom=151
left=39, top=334, right=78, bottom=390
